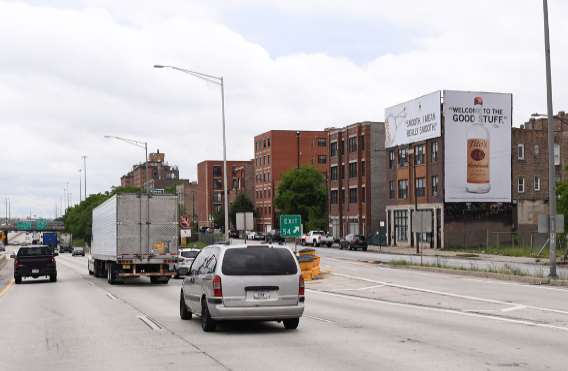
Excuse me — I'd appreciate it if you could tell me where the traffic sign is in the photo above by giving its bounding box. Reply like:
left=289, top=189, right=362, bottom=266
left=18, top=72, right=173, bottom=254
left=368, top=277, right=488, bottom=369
left=280, top=214, right=302, bottom=238
left=36, top=219, right=48, bottom=230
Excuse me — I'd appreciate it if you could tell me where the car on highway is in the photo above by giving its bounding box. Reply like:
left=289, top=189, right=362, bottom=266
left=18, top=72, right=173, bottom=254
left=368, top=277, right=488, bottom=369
left=265, top=229, right=284, bottom=244
left=11, top=245, right=58, bottom=284
left=174, top=248, right=200, bottom=278
left=246, top=231, right=265, bottom=240
left=228, top=230, right=240, bottom=238
left=339, top=234, right=368, bottom=251
left=72, top=247, right=85, bottom=256
left=180, top=244, right=304, bottom=332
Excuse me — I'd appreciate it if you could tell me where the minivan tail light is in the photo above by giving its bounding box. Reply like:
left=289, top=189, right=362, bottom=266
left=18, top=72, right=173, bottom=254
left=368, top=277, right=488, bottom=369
left=213, top=275, right=223, bottom=297
left=299, top=275, right=305, bottom=297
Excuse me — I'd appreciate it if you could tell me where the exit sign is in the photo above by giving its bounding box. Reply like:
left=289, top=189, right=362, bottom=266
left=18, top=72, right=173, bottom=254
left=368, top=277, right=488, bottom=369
left=280, top=214, right=302, bottom=238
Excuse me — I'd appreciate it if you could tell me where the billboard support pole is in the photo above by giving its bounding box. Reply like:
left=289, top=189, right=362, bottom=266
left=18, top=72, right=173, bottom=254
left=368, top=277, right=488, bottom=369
left=543, top=0, right=557, bottom=277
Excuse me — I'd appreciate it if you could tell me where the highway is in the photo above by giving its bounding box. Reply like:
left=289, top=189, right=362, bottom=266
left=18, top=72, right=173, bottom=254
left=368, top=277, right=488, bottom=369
left=1, top=245, right=568, bottom=370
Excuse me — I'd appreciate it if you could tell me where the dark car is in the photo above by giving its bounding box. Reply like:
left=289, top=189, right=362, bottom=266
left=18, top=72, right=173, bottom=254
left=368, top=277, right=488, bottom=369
left=265, top=229, right=284, bottom=243
left=11, top=245, right=58, bottom=284
left=228, top=230, right=240, bottom=238
left=72, top=247, right=85, bottom=256
left=339, top=234, right=368, bottom=251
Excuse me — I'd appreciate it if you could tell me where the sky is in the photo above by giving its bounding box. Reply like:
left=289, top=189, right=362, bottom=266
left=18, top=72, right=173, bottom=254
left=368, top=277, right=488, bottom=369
left=1, top=0, right=567, bottom=218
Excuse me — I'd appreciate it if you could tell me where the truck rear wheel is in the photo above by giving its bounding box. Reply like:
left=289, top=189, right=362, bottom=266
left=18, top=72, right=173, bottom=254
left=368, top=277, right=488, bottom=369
left=107, top=262, right=119, bottom=285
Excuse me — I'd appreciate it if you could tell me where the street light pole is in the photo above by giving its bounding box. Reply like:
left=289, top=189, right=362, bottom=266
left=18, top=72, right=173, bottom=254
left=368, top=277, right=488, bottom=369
left=154, top=64, right=230, bottom=241
left=104, top=136, right=148, bottom=192
left=542, top=0, right=557, bottom=277
left=78, top=169, right=82, bottom=203
left=82, top=155, right=87, bottom=200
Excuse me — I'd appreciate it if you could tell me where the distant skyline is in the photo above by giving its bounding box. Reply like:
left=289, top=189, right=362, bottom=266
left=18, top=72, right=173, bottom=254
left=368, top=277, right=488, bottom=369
left=1, top=0, right=567, bottom=217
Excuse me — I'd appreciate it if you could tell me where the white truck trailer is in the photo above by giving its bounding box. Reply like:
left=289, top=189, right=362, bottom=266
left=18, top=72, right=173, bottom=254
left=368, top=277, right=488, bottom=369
left=59, top=233, right=73, bottom=253
left=89, top=193, right=179, bottom=284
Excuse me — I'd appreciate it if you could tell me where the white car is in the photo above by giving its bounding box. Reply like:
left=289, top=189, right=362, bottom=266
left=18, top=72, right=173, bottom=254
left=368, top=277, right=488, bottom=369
left=302, top=231, right=325, bottom=247
left=174, top=248, right=200, bottom=278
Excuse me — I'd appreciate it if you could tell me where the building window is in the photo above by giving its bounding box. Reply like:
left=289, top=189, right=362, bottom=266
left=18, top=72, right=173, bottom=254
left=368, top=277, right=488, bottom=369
left=349, top=162, right=357, bottom=178
left=431, top=141, right=439, bottom=162
left=213, top=179, right=223, bottom=190
left=330, top=142, right=337, bottom=157
left=414, top=144, right=425, bottom=165
left=212, top=166, right=222, bottom=177
left=330, top=190, right=338, bottom=204
left=431, top=175, right=439, bottom=196
left=389, top=181, right=395, bottom=199
left=394, top=210, right=408, bottom=242
left=263, top=139, right=266, bottom=148
left=348, top=137, right=358, bottom=152
left=398, top=179, right=408, bottom=199
left=267, top=138, right=271, bottom=147
left=533, top=144, right=539, bottom=158
left=267, top=155, right=270, bottom=164
left=361, top=187, right=366, bottom=202
left=361, top=161, right=366, bottom=177
left=317, top=138, right=327, bottom=147
left=213, top=191, right=223, bottom=203
left=398, top=147, right=408, bottom=167
left=349, top=188, right=358, bottom=203
left=360, top=135, right=365, bottom=151
left=534, top=176, right=541, bottom=191
left=318, top=155, right=327, bottom=164
left=389, top=150, right=395, bottom=169
left=517, top=144, right=525, bottom=160
left=554, top=143, right=560, bottom=165
left=330, top=166, right=338, bottom=181
left=416, top=177, right=425, bottom=197
left=518, top=177, right=525, bottom=193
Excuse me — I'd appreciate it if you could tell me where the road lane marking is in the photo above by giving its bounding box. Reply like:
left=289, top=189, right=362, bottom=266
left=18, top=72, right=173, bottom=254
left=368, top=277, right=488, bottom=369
left=137, top=314, right=162, bottom=331
left=106, top=292, right=118, bottom=300
left=0, top=278, right=14, bottom=298
left=334, top=284, right=386, bottom=291
left=501, top=305, right=527, bottom=313
left=304, top=315, right=335, bottom=323
left=308, top=289, right=568, bottom=333
left=330, top=272, right=568, bottom=317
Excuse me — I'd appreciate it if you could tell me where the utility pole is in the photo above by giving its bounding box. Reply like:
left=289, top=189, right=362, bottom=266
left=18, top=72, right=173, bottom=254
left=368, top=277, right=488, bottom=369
left=82, top=155, right=87, bottom=200
left=543, top=0, right=557, bottom=277
left=78, top=169, right=82, bottom=203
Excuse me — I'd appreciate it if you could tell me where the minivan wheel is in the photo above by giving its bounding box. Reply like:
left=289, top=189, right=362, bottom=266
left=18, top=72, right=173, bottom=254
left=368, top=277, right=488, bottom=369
left=201, top=299, right=216, bottom=332
left=180, top=292, right=192, bottom=320
left=50, top=274, right=57, bottom=282
left=14, top=276, right=22, bottom=284
left=283, top=318, right=300, bottom=330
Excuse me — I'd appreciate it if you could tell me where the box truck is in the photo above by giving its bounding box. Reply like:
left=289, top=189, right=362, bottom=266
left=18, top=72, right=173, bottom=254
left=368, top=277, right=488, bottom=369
left=59, top=233, right=73, bottom=253
left=89, top=193, right=179, bottom=284
left=42, top=232, right=58, bottom=250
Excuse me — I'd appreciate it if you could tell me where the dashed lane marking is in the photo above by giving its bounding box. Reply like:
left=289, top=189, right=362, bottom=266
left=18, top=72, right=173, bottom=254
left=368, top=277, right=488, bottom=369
left=304, top=315, right=335, bottom=323
left=137, top=314, right=163, bottom=331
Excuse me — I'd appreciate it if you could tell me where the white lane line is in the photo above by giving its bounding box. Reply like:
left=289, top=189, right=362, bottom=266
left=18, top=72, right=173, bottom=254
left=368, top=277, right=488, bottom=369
left=308, top=289, right=568, bottom=333
left=106, top=292, right=118, bottom=301
left=461, top=277, right=568, bottom=293
left=304, top=315, right=335, bottom=323
left=137, top=314, right=162, bottom=331
left=331, top=272, right=568, bottom=316
left=501, top=305, right=527, bottom=313
left=334, top=284, right=386, bottom=291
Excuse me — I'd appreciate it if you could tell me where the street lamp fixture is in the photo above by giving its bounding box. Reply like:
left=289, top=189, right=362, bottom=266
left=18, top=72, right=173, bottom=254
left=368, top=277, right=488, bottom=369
left=154, top=64, right=229, bottom=241
left=104, top=135, right=149, bottom=192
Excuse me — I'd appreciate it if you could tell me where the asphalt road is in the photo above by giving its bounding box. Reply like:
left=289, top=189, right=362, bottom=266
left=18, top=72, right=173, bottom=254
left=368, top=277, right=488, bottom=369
left=1, top=245, right=568, bottom=370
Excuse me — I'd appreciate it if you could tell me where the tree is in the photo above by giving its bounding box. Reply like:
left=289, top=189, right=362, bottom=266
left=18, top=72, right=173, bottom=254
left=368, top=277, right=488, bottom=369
left=274, top=166, right=327, bottom=231
left=212, top=208, right=225, bottom=229
left=229, top=194, right=255, bottom=228
left=556, top=181, right=568, bottom=231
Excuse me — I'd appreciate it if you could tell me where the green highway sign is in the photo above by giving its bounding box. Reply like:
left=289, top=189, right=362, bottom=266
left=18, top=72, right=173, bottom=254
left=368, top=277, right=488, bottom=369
left=16, top=221, right=33, bottom=231
left=36, top=219, right=48, bottom=230
left=280, top=214, right=302, bottom=238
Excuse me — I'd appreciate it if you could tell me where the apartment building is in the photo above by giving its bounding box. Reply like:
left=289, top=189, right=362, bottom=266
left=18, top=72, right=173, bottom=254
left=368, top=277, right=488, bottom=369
left=197, top=160, right=254, bottom=228
left=512, top=112, right=568, bottom=236
left=176, top=181, right=198, bottom=228
left=328, top=121, right=386, bottom=238
left=120, top=150, right=182, bottom=190
left=254, top=130, right=329, bottom=232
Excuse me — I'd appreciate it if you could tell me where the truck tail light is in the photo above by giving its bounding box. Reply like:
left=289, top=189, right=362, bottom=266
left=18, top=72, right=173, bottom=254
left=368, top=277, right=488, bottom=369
left=213, top=275, right=223, bottom=297
left=299, top=275, right=305, bottom=297
left=15, top=259, right=23, bottom=268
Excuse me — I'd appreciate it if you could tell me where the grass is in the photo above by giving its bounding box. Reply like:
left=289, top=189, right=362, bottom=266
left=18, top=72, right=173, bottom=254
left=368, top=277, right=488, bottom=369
left=444, top=245, right=560, bottom=258
left=72, top=238, right=85, bottom=247
left=388, top=259, right=532, bottom=277
left=184, top=241, right=207, bottom=249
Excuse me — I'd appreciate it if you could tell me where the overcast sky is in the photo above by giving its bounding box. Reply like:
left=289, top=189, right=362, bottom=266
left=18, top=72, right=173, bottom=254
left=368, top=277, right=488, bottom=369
left=1, top=0, right=567, bottom=218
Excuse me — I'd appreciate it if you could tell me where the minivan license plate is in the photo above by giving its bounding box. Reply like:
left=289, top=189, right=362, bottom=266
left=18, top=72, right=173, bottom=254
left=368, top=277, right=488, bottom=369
left=32, top=269, right=39, bottom=274
left=247, top=290, right=272, bottom=301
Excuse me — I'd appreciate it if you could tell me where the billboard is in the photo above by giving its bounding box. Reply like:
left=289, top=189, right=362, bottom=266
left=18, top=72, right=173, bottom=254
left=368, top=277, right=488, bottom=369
left=384, top=91, right=441, bottom=148
left=444, top=90, right=512, bottom=202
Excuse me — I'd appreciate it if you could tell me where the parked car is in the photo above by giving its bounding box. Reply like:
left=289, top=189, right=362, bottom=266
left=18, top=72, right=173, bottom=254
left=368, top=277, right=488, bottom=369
left=72, top=247, right=85, bottom=256
left=246, top=231, right=265, bottom=240
left=174, top=248, right=200, bottom=278
left=265, top=229, right=284, bottom=244
left=228, top=230, right=240, bottom=239
left=11, top=245, right=58, bottom=284
left=180, top=244, right=305, bottom=332
left=321, top=233, right=336, bottom=247
left=339, top=234, right=368, bottom=251
left=302, top=230, right=325, bottom=247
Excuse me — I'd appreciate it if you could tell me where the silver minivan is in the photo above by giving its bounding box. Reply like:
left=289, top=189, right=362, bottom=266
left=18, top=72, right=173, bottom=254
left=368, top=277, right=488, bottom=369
left=180, top=244, right=305, bottom=332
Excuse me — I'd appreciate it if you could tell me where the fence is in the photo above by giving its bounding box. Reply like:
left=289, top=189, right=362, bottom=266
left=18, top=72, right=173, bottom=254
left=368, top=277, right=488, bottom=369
left=486, top=231, right=567, bottom=257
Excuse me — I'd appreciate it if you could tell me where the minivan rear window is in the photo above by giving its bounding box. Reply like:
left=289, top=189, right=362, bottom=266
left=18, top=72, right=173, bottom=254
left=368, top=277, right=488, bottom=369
left=18, top=246, right=52, bottom=256
left=181, top=251, right=199, bottom=259
left=222, top=247, right=298, bottom=276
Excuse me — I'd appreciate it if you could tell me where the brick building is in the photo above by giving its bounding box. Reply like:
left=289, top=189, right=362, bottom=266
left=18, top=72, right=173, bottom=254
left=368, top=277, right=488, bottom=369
left=512, top=111, right=568, bottom=236
left=254, top=130, right=329, bottom=232
left=120, top=150, right=182, bottom=190
left=328, top=122, right=386, bottom=238
left=197, top=160, right=254, bottom=228
left=176, top=181, right=198, bottom=229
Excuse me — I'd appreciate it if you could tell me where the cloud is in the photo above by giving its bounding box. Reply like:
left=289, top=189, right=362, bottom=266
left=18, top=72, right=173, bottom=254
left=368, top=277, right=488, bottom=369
left=1, top=0, right=567, bottom=217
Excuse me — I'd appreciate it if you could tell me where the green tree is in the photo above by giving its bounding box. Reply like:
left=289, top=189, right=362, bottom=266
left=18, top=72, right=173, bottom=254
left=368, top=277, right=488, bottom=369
left=229, top=194, right=255, bottom=228
left=212, top=208, right=225, bottom=229
left=274, top=166, right=327, bottom=231
left=557, top=181, right=568, bottom=231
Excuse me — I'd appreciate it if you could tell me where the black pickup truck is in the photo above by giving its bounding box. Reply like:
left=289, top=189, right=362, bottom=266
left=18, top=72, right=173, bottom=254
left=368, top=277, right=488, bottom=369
left=11, top=245, right=58, bottom=284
